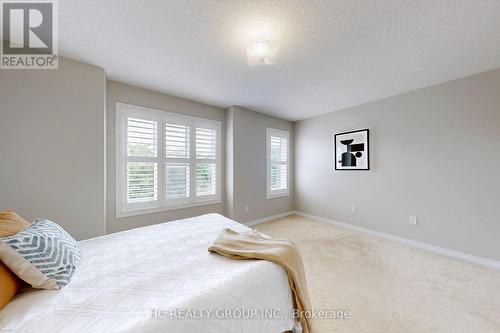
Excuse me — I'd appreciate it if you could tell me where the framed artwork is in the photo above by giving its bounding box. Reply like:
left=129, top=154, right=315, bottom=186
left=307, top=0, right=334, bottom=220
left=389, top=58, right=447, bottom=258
left=334, top=129, right=369, bottom=170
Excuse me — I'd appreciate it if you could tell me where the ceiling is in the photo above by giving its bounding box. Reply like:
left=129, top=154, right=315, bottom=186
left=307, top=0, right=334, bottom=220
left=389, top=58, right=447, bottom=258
left=59, top=0, right=500, bottom=121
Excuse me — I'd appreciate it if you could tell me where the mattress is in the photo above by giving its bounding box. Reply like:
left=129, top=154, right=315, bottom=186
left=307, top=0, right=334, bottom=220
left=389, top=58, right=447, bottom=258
left=0, top=214, right=296, bottom=333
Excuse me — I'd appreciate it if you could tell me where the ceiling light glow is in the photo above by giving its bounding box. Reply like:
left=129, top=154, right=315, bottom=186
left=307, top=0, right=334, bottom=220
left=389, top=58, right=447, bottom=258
left=246, top=39, right=279, bottom=66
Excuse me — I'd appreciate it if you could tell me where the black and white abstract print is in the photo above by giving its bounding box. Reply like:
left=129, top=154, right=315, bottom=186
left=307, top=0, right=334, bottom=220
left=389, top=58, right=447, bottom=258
left=334, top=129, right=369, bottom=170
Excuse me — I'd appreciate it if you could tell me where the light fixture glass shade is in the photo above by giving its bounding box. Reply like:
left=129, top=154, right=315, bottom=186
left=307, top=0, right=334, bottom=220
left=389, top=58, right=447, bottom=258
left=246, top=40, right=279, bottom=66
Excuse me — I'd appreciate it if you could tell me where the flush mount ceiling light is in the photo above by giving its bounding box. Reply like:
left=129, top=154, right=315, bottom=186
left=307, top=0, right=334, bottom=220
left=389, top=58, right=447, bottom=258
left=246, top=39, right=279, bottom=66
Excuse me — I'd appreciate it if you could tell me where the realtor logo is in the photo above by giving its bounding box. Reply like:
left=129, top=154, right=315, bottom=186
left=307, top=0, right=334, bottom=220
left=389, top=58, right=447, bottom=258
left=1, top=0, right=58, bottom=69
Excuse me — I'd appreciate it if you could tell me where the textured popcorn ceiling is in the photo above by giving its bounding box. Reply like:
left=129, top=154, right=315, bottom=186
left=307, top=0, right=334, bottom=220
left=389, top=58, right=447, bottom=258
left=59, top=1, right=500, bottom=120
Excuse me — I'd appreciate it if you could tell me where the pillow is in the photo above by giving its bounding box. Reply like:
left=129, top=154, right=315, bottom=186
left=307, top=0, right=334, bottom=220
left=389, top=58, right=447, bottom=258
left=0, top=262, right=22, bottom=310
left=0, top=219, right=82, bottom=290
left=0, top=210, right=30, bottom=237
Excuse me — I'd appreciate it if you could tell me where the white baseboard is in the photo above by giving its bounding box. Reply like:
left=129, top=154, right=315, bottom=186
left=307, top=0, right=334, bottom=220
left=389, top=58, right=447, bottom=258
left=244, top=211, right=294, bottom=227
left=293, top=211, right=500, bottom=270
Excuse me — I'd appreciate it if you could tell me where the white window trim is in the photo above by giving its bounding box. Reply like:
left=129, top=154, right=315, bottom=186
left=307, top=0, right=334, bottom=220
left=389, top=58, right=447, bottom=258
left=115, top=102, right=221, bottom=218
left=266, top=127, right=290, bottom=199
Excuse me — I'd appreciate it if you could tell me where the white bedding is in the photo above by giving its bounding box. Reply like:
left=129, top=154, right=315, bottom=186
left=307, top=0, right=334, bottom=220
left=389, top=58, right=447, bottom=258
left=0, top=214, right=295, bottom=333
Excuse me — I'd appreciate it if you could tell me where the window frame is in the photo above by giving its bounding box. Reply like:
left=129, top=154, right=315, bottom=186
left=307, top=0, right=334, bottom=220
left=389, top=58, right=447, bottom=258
left=266, top=127, right=290, bottom=199
left=116, top=102, right=221, bottom=218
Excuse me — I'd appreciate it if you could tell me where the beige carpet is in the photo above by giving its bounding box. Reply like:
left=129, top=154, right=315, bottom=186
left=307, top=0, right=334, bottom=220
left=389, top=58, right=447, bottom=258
left=255, top=215, right=500, bottom=333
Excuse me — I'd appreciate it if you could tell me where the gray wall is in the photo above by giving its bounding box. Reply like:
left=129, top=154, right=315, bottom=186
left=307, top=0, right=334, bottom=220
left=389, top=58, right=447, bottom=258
left=106, top=80, right=226, bottom=234
left=226, top=106, right=294, bottom=223
left=0, top=57, right=106, bottom=240
left=294, top=69, right=500, bottom=261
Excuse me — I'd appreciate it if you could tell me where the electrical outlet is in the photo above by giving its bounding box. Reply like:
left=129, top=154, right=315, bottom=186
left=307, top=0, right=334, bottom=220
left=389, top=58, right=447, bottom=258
left=351, top=206, right=357, bottom=214
left=409, top=216, right=418, bottom=225
left=244, top=205, right=249, bottom=212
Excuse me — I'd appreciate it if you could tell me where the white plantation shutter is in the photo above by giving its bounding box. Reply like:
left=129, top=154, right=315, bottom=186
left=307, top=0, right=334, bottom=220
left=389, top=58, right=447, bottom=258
left=127, top=118, right=157, bottom=157
left=196, top=163, right=216, bottom=196
left=127, top=162, right=158, bottom=202
left=266, top=128, right=290, bottom=198
left=165, top=123, right=189, bottom=159
left=116, top=103, right=221, bottom=217
left=270, top=136, right=287, bottom=163
left=270, top=164, right=287, bottom=191
left=195, top=127, right=217, bottom=197
left=123, top=113, right=159, bottom=209
left=165, top=123, right=190, bottom=200
left=270, top=135, right=288, bottom=191
left=196, top=127, right=216, bottom=159
left=165, top=163, right=189, bottom=199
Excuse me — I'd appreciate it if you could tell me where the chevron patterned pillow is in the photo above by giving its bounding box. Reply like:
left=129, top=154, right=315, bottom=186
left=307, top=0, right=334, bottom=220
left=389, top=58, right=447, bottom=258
left=0, top=219, right=82, bottom=290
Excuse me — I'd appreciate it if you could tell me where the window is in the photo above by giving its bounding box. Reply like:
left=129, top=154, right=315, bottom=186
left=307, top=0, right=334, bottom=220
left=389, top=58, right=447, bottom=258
left=116, top=103, right=221, bottom=217
left=266, top=128, right=290, bottom=199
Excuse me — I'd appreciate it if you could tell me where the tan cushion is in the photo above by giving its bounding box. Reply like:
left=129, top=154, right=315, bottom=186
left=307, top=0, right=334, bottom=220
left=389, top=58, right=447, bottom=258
left=0, top=210, right=29, bottom=309
left=0, top=210, right=30, bottom=238
left=0, top=262, right=22, bottom=310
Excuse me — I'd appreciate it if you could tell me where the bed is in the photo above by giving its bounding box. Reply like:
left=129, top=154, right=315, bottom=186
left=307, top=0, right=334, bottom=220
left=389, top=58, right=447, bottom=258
left=0, top=214, right=296, bottom=333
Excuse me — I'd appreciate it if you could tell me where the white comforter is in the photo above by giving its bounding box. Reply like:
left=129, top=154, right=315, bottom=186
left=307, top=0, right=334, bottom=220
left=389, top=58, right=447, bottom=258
left=0, top=214, right=295, bottom=333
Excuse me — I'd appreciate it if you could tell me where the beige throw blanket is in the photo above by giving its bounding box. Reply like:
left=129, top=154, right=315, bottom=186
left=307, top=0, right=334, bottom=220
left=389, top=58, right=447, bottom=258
left=208, top=228, right=311, bottom=333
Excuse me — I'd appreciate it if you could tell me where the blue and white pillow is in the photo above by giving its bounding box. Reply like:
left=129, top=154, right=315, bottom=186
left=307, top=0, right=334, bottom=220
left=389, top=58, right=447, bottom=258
left=0, top=219, right=82, bottom=290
